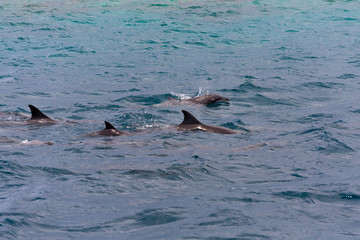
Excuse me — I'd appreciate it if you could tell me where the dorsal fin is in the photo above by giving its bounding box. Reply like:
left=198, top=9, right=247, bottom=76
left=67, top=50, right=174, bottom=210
left=179, top=110, right=202, bottom=125
left=104, top=121, right=116, bottom=130
left=28, top=105, right=52, bottom=121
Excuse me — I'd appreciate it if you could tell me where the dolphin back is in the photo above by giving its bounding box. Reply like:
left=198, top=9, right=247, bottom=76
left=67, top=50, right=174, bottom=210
left=178, top=110, right=236, bottom=134
left=96, top=121, right=126, bottom=136
left=189, top=94, right=230, bottom=104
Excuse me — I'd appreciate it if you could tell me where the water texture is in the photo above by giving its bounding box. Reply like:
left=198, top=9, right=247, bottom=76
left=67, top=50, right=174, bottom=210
left=1, top=0, right=360, bottom=239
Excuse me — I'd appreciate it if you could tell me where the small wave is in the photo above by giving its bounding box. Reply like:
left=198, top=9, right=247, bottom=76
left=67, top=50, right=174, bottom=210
left=115, top=112, right=165, bottom=130
left=123, top=162, right=234, bottom=184
left=1, top=160, right=77, bottom=180
left=62, top=46, right=96, bottom=54
left=216, top=197, right=264, bottom=204
left=273, top=191, right=315, bottom=203
left=316, top=139, right=354, bottom=154
left=351, top=109, right=360, bottom=114
left=184, top=41, right=209, bottom=47
left=297, top=113, right=334, bottom=124
left=297, top=127, right=353, bottom=154
left=0, top=112, right=28, bottom=122
left=338, top=73, right=358, bottom=79
left=8, top=22, right=33, bottom=27
left=123, top=207, right=185, bottom=227
left=221, top=81, right=271, bottom=93
left=113, top=94, right=173, bottom=105
left=73, top=103, right=123, bottom=113
left=124, top=169, right=182, bottom=181
left=5, top=59, right=34, bottom=67
left=274, top=191, right=360, bottom=204
left=0, top=160, right=29, bottom=179
left=148, top=3, right=172, bottom=8
left=198, top=209, right=253, bottom=227
left=0, top=213, right=42, bottom=239
left=278, top=55, right=304, bottom=61
left=248, top=93, right=294, bottom=106
left=164, top=28, right=198, bottom=34
left=166, top=163, right=235, bottom=183
left=48, top=53, right=71, bottom=58
left=27, top=220, right=111, bottom=234
left=0, top=137, right=19, bottom=145
left=0, top=75, right=15, bottom=83
left=36, top=27, right=57, bottom=32
left=36, top=166, right=76, bottom=176
left=301, top=81, right=344, bottom=89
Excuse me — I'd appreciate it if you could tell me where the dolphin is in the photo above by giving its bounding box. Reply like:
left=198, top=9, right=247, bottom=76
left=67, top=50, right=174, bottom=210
left=0, top=105, right=55, bottom=126
left=87, top=121, right=128, bottom=137
left=187, top=94, right=230, bottom=105
left=163, top=94, right=230, bottom=106
left=27, top=105, right=56, bottom=124
left=177, top=110, right=236, bottom=134
left=0, top=137, right=53, bottom=146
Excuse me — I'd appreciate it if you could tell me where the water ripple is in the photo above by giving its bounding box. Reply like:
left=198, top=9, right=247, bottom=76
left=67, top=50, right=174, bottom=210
left=274, top=191, right=360, bottom=204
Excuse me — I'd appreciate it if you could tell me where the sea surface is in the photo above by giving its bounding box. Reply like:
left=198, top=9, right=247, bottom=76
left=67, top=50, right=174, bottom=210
left=1, top=0, right=360, bottom=239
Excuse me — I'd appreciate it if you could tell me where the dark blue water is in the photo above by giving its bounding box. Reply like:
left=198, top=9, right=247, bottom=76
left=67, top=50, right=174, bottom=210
left=1, top=0, right=360, bottom=239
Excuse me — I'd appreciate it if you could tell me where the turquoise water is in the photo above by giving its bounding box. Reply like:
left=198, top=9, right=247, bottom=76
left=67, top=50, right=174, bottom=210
left=1, top=0, right=360, bottom=239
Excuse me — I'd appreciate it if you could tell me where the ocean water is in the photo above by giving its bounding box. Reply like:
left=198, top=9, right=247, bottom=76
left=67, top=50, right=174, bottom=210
left=1, top=0, right=360, bottom=239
